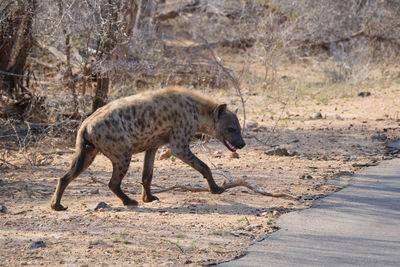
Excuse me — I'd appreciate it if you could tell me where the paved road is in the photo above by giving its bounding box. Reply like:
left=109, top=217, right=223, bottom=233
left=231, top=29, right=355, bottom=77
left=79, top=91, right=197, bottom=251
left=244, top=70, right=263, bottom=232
left=220, top=158, right=400, bottom=267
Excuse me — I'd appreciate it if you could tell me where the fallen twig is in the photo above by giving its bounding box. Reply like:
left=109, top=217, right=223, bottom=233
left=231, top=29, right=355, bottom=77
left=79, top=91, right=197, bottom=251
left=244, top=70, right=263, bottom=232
left=222, top=179, right=299, bottom=199
left=0, top=158, right=19, bottom=169
left=87, top=177, right=107, bottom=186
left=42, top=149, right=74, bottom=155
left=152, top=185, right=207, bottom=193
left=153, top=178, right=299, bottom=200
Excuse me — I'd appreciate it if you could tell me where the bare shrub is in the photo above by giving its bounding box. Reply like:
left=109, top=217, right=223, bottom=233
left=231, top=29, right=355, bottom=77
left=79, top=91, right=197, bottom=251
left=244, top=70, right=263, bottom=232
left=2, top=0, right=400, bottom=158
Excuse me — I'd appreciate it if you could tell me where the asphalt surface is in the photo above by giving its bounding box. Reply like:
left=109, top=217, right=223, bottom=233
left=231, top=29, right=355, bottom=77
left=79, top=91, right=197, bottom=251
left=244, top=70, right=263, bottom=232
left=220, top=158, right=400, bottom=267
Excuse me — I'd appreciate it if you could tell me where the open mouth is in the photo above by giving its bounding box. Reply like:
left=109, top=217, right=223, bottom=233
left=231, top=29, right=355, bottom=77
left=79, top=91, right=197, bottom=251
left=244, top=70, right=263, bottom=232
left=223, top=139, right=237, bottom=152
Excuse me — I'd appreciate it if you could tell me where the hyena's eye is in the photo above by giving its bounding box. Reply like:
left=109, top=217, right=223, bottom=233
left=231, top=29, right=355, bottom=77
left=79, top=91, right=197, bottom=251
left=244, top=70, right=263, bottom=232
left=228, top=127, right=236, bottom=133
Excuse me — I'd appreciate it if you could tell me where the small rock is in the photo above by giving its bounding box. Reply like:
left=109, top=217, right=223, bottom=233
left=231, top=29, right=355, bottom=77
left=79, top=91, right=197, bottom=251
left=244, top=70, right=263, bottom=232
left=264, top=147, right=290, bottom=156
left=313, top=112, right=323, bottom=119
left=0, top=205, right=7, bottom=213
left=272, top=210, right=279, bottom=216
left=30, top=240, right=46, bottom=249
left=246, top=225, right=255, bottom=231
left=160, top=262, right=175, bottom=266
left=89, top=188, right=99, bottom=194
left=58, top=214, right=82, bottom=221
left=213, top=151, right=222, bottom=158
left=230, top=152, right=239, bottom=158
left=299, top=174, right=312, bottom=179
left=246, top=121, right=258, bottom=129
left=358, top=91, right=371, bottom=97
left=94, top=202, right=111, bottom=211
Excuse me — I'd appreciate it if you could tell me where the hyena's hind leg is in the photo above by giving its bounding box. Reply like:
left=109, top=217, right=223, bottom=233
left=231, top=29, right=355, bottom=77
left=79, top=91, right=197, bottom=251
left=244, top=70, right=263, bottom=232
left=51, top=144, right=98, bottom=211
left=108, top=156, right=138, bottom=207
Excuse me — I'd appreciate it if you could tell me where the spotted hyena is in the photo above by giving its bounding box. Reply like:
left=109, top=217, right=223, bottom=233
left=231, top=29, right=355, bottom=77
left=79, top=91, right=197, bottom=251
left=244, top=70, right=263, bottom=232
left=50, top=87, right=245, bottom=211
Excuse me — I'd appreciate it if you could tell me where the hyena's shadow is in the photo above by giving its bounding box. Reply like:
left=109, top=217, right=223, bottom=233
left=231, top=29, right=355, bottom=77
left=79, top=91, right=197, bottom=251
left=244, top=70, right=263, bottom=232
left=119, top=200, right=268, bottom=216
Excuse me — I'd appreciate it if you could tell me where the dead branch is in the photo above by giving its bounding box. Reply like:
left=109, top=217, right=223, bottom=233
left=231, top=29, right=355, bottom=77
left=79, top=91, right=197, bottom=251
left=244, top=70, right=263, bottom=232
left=28, top=56, right=57, bottom=69
left=309, top=25, right=398, bottom=51
left=0, top=121, right=71, bottom=137
left=152, top=185, right=207, bottom=193
left=156, top=0, right=243, bottom=22
left=181, top=38, right=255, bottom=52
left=0, top=70, right=32, bottom=79
left=153, top=179, right=299, bottom=200
left=88, top=177, right=108, bottom=187
left=0, top=94, right=31, bottom=120
left=0, top=158, right=19, bottom=169
left=320, top=27, right=367, bottom=47
left=41, top=149, right=74, bottom=155
left=36, top=40, right=82, bottom=75
left=155, top=0, right=201, bottom=21
left=15, top=78, right=32, bottom=97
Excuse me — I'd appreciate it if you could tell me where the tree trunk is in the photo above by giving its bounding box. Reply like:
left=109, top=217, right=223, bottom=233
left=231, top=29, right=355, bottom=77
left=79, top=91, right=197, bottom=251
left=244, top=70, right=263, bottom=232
left=57, top=0, right=79, bottom=118
left=0, top=0, right=36, bottom=100
left=92, top=77, right=110, bottom=113
left=90, top=0, right=157, bottom=112
left=91, top=0, right=119, bottom=112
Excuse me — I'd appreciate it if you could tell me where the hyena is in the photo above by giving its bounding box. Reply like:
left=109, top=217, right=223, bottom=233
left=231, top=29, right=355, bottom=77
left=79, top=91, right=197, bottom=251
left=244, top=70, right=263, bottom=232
left=50, top=87, right=245, bottom=211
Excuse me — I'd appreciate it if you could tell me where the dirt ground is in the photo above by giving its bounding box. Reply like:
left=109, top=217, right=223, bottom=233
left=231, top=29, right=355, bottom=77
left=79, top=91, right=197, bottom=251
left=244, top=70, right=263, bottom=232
left=1, top=83, right=400, bottom=266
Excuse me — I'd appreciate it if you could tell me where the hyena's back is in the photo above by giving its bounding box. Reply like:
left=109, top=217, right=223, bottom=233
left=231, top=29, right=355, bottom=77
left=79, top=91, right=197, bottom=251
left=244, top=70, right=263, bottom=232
left=82, top=89, right=200, bottom=157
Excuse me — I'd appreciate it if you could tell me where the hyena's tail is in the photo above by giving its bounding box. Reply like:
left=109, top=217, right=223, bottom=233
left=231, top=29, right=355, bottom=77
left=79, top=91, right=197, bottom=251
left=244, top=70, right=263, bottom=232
left=69, top=128, right=98, bottom=177
left=51, top=127, right=98, bottom=210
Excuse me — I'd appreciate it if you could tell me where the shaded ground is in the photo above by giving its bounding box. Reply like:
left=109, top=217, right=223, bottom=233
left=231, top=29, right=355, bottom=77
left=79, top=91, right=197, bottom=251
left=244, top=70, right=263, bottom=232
left=1, top=86, right=400, bottom=266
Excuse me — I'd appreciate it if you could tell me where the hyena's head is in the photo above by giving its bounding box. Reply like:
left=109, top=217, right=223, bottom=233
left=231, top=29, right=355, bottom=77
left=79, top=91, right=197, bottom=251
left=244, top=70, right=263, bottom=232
left=213, top=104, right=246, bottom=152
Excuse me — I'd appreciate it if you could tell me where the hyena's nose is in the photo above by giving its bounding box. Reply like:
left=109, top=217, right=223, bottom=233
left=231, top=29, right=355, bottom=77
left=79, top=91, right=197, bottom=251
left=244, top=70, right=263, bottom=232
left=237, top=138, right=246, bottom=149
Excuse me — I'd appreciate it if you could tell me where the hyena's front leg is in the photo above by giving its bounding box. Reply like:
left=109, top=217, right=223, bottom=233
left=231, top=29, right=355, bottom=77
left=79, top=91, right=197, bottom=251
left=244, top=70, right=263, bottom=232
left=142, top=148, right=159, bottom=202
left=170, top=143, right=224, bottom=194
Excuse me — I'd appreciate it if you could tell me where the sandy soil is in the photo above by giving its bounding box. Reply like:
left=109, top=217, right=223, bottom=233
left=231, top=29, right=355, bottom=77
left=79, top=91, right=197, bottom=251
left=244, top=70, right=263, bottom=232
left=1, top=86, right=400, bottom=266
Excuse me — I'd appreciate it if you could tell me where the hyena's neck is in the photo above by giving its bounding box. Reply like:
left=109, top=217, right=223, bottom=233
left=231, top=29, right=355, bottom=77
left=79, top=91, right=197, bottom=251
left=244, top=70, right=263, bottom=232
left=195, top=102, right=217, bottom=136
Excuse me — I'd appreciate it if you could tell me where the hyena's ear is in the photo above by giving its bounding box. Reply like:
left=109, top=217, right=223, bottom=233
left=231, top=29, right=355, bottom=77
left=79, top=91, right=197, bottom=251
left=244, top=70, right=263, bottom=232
left=213, top=104, right=227, bottom=121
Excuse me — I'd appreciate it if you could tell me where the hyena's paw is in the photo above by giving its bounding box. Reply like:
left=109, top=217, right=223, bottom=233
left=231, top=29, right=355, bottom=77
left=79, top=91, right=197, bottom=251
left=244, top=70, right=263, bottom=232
left=143, top=194, right=159, bottom=203
left=123, top=198, right=139, bottom=207
left=51, top=203, right=68, bottom=211
left=209, top=185, right=225, bottom=194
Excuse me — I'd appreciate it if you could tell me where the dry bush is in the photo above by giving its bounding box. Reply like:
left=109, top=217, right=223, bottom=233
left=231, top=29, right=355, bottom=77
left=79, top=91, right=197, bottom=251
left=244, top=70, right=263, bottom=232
left=2, top=0, right=400, bottom=161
